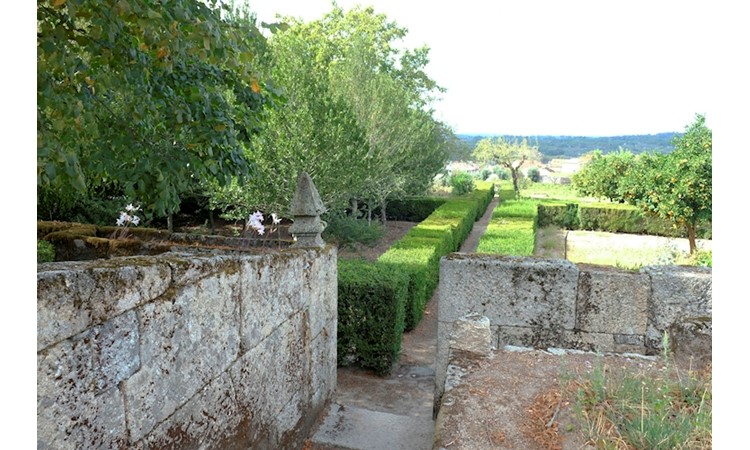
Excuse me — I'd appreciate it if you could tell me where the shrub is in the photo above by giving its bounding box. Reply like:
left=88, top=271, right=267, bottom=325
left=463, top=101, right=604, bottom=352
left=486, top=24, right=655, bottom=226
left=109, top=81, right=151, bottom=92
left=450, top=171, right=475, bottom=195
left=37, top=240, right=56, bottom=263
left=337, top=259, right=409, bottom=375
left=493, top=166, right=509, bottom=180
left=537, top=202, right=580, bottom=229
left=527, top=166, right=541, bottom=182
left=323, top=214, right=385, bottom=249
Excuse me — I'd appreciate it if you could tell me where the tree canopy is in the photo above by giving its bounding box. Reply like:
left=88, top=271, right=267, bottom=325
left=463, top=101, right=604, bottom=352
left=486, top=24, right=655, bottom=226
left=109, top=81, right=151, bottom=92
left=572, top=114, right=712, bottom=253
left=472, top=136, right=541, bottom=196
left=206, top=4, right=450, bottom=222
left=38, top=0, right=269, bottom=217
left=620, top=114, right=712, bottom=253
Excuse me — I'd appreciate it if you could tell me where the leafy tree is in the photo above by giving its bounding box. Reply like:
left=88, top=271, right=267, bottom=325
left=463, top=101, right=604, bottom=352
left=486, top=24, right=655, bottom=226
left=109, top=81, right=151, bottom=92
left=37, top=0, right=269, bottom=219
left=619, top=114, right=711, bottom=254
left=207, top=5, right=448, bottom=222
left=572, top=149, right=635, bottom=201
left=473, top=137, right=541, bottom=197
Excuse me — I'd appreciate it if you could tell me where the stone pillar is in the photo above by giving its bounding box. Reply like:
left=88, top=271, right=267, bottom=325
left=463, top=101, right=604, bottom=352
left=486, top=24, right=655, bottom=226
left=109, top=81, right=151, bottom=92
left=289, top=172, right=327, bottom=248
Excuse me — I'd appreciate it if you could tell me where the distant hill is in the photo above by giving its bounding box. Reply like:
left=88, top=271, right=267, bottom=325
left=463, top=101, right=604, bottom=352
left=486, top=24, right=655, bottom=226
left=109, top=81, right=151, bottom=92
left=455, top=133, right=678, bottom=160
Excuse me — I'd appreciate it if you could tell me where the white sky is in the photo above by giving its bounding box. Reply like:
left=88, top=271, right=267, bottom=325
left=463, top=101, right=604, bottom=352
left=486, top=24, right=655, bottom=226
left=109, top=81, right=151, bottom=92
left=244, top=0, right=727, bottom=137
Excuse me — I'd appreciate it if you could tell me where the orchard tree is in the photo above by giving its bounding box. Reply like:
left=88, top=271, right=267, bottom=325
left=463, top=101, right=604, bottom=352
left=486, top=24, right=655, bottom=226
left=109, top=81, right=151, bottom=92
left=472, top=136, right=541, bottom=197
left=572, top=149, right=635, bottom=201
left=620, top=114, right=712, bottom=253
left=37, top=0, right=269, bottom=219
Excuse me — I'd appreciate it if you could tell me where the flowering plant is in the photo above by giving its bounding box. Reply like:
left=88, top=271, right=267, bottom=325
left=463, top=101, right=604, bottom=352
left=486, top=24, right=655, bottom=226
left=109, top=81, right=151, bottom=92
left=242, top=211, right=283, bottom=247
left=111, top=203, right=142, bottom=239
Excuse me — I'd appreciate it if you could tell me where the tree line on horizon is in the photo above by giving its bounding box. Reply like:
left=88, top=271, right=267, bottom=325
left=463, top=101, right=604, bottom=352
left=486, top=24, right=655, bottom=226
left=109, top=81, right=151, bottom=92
left=449, top=133, right=678, bottom=161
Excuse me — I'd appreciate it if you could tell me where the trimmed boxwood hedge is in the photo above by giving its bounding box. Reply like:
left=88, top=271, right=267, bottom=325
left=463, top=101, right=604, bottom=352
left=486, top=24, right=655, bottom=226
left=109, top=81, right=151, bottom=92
left=477, top=199, right=538, bottom=255
left=535, top=201, right=711, bottom=239
left=381, top=197, right=448, bottom=222
left=337, top=259, right=409, bottom=375
left=378, top=183, right=495, bottom=330
left=335, top=183, right=495, bottom=373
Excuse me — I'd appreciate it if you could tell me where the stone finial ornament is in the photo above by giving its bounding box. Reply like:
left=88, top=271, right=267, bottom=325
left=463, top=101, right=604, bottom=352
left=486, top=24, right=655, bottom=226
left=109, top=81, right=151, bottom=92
left=289, top=171, right=327, bottom=248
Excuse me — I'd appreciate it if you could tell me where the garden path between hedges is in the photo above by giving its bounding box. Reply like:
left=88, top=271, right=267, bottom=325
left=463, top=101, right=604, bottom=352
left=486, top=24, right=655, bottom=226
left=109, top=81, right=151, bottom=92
left=306, top=197, right=500, bottom=450
left=305, top=198, right=707, bottom=450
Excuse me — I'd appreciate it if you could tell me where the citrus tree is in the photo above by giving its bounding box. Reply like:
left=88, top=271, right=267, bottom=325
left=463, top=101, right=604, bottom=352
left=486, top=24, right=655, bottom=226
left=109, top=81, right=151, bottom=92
left=620, top=114, right=712, bottom=254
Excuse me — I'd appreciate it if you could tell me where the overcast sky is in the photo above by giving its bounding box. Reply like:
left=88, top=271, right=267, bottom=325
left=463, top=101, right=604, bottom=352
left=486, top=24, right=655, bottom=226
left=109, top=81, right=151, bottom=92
left=245, top=0, right=720, bottom=137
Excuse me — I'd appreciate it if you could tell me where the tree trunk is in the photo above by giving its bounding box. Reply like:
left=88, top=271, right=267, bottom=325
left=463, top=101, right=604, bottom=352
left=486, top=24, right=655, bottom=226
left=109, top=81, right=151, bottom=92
left=380, top=198, right=387, bottom=224
left=687, top=223, right=697, bottom=255
left=167, top=214, right=173, bottom=234
left=350, top=198, right=359, bottom=218
left=367, top=203, right=372, bottom=226
left=208, top=210, right=215, bottom=235
left=511, top=169, right=520, bottom=198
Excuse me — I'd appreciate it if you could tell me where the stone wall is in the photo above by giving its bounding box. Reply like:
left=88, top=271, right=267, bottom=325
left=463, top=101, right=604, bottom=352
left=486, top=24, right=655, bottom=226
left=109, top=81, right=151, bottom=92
left=435, top=253, right=711, bottom=411
left=37, top=246, right=337, bottom=449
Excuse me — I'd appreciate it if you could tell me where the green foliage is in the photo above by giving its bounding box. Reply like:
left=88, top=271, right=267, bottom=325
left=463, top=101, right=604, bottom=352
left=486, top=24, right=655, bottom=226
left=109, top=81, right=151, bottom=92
left=337, top=259, right=408, bottom=375
left=537, top=202, right=580, bottom=229
left=323, top=215, right=385, bottom=249
left=208, top=4, right=450, bottom=218
left=378, top=183, right=494, bottom=329
left=38, top=240, right=56, bottom=263
left=383, top=197, right=447, bottom=222
left=618, top=115, right=712, bottom=253
left=37, top=0, right=270, bottom=218
left=473, top=137, right=541, bottom=197
left=493, top=166, right=510, bottom=180
left=527, top=167, right=541, bottom=183
left=572, top=149, right=635, bottom=201
left=477, top=199, right=538, bottom=255
left=449, top=171, right=475, bottom=196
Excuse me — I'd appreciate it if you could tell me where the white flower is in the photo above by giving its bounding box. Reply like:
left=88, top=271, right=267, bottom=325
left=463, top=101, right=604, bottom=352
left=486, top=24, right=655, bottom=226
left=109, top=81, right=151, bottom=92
left=249, top=211, right=264, bottom=226
left=125, top=203, right=136, bottom=212
left=271, top=213, right=281, bottom=225
left=132, top=215, right=140, bottom=226
left=116, top=215, right=126, bottom=226
left=256, top=226, right=265, bottom=235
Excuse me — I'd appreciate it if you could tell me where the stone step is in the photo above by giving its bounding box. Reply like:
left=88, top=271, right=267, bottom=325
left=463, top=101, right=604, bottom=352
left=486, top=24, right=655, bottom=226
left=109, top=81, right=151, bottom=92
left=309, top=403, right=434, bottom=450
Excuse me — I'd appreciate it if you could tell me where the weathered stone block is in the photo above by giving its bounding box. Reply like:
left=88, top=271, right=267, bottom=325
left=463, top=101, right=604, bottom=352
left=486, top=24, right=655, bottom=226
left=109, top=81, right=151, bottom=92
left=239, top=254, right=305, bottom=351
left=91, top=310, right=140, bottom=393
left=230, top=311, right=312, bottom=448
left=310, top=318, right=337, bottom=408
left=306, top=246, right=338, bottom=338
left=37, top=259, right=171, bottom=351
left=576, top=265, right=649, bottom=335
left=37, top=334, right=128, bottom=449
left=440, top=254, right=579, bottom=329
left=450, top=314, right=492, bottom=355
left=642, top=265, right=712, bottom=350
left=123, top=271, right=241, bottom=441
left=135, top=371, right=244, bottom=450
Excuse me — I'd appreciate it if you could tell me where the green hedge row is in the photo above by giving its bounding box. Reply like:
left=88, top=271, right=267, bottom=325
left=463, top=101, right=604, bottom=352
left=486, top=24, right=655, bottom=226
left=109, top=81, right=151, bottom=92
left=336, top=184, right=495, bottom=374
left=476, top=199, right=538, bottom=255
left=379, top=183, right=495, bottom=330
left=537, top=201, right=711, bottom=239
left=382, top=197, right=448, bottom=222
left=337, top=259, right=409, bottom=375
